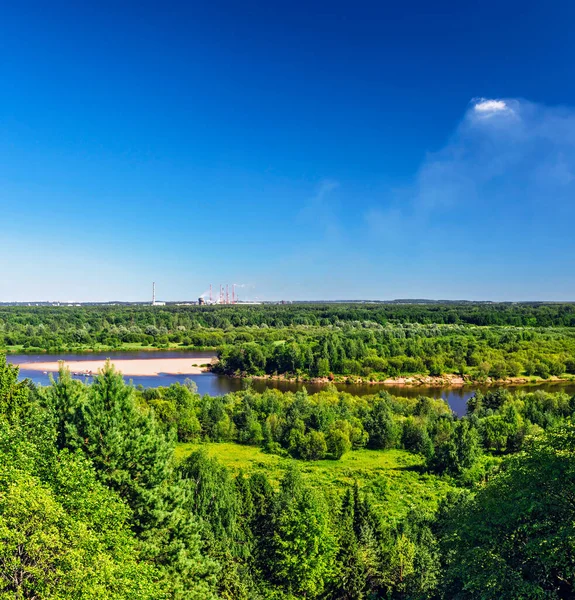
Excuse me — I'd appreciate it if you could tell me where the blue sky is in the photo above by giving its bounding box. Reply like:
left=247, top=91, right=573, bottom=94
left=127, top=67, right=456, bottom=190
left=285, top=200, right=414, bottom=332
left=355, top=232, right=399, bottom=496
left=1, top=1, right=575, bottom=301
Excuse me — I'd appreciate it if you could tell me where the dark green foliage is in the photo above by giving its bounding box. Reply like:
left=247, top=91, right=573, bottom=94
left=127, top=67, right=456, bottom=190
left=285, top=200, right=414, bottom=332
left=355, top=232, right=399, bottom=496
left=58, top=362, right=175, bottom=532
left=178, top=450, right=243, bottom=552
left=467, top=388, right=511, bottom=414
left=0, top=354, right=31, bottom=424
left=401, top=416, right=434, bottom=459
left=365, top=396, right=400, bottom=449
left=178, top=451, right=258, bottom=599
left=379, top=508, right=442, bottom=598
left=146, top=381, right=202, bottom=441
left=330, top=488, right=368, bottom=599
left=438, top=421, right=575, bottom=598
left=430, top=419, right=481, bottom=476
left=265, top=467, right=335, bottom=598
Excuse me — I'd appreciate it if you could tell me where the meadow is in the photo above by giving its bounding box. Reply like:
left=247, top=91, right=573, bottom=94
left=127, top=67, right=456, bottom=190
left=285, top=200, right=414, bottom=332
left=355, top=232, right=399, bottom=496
left=175, top=442, right=454, bottom=520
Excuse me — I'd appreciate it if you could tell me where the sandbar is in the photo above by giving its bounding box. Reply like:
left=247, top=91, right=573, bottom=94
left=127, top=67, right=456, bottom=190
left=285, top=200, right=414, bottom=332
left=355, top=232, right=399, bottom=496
left=15, top=357, right=214, bottom=377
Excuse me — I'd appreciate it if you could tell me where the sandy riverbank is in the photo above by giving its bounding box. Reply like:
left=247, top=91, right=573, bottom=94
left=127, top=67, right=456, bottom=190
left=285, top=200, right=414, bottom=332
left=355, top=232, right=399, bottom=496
left=16, top=357, right=214, bottom=377
left=241, top=372, right=574, bottom=388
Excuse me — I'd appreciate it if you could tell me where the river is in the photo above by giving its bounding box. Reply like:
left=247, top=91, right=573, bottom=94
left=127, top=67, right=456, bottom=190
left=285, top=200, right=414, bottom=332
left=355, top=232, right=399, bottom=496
left=8, top=351, right=575, bottom=416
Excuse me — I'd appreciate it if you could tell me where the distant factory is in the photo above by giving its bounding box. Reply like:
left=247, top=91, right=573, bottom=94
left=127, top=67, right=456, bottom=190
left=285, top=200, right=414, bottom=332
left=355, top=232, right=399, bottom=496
left=198, top=284, right=261, bottom=305
left=148, top=281, right=261, bottom=306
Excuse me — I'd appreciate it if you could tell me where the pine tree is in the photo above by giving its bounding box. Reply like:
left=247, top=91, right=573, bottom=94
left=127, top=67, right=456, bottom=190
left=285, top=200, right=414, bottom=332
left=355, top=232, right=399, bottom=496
left=43, top=365, right=86, bottom=449
left=178, top=450, right=243, bottom=553
left=68, top=361, right=174, bottom=531
left=60, top=361, right=219, bottom=599
left=0, top=355, right=30, bottom=424
left=249, top=472, right=275, bottom=581
left=330, top=488, right=367, bottom=599
left=267, top=466, right=336, bottom=598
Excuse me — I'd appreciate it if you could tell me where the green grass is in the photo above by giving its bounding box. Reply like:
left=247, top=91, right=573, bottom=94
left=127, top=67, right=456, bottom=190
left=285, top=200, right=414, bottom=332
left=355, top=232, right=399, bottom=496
left=175, top=442, right=454, bottom=521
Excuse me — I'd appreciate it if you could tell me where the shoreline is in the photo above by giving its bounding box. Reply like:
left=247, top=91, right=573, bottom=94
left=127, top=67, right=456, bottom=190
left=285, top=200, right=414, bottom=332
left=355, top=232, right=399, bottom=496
left=224, top=372, right=575, bottom=390
left=14, top=357, right=215, bottom=377
left=11, top=354, right=574, bottom=390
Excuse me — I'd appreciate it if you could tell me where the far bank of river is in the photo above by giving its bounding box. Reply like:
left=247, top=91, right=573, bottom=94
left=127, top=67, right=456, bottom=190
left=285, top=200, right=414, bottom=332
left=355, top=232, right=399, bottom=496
left=9, top=351, right=575, bottom=416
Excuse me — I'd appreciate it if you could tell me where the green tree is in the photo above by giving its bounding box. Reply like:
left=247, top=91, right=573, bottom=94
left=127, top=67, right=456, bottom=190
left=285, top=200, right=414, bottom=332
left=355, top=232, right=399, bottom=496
left=57, top=362, right=218, bottom=599
left=401, top=416, right=433, bottom=459
left=268, top=467, right=335, bottom=597
left=178, top=450, right=243, bottom=552
left=365, top=397, right=400, bottom=449
left=315, top=357, right=331, bottom=378
left=326, top=424, right=352, bottom=459
left=300, top=430, right=328, bottom=460
left=0, top=458, right=162, bottom=599
left=0, top=354, right=31, bottom=424
left=439, top=421, right=575, bottom=598
left=178, top=451, right=257, bottom=599
left=431, top=419, right=480, bottom=476
left=330, top=489, right=367, bottom=599
left=481, top=414, right=510, bottom=451
left=0, top=361, right=163, bottom=600
left=66, top=361, right=174, bottom=531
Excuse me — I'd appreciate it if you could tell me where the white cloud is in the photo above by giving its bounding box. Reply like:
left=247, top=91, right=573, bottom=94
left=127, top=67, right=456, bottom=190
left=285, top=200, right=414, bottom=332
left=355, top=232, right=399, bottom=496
left=367, top=97, right=575, bottom=238
left=473, top=98, right=509, bottom=113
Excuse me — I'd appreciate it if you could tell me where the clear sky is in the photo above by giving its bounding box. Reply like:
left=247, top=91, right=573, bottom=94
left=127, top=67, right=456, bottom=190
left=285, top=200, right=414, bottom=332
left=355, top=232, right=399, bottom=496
left=1, top=1, right=575, bottom=301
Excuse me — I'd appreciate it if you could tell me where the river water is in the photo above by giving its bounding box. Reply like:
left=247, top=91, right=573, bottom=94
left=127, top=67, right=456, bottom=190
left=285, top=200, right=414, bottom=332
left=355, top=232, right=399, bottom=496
left=8, top=351, right=575, bottom=416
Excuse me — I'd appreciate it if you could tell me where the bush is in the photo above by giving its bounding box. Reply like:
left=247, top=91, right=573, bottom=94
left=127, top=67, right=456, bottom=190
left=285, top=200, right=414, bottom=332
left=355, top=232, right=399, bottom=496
left=362, top=356, right=387, bottom=372
left=300, top=431, right=327, bottom=461
left=535, top=362, right=550, bottom=379
left=488, top=362, right=508, bottom=380
left=548, top=360, right=565, bottom=376
left=402, top=417, right=433, bottom=459
left=326, top=428, right=351, bottom=459
left=427, top=361, right=444, bottom=377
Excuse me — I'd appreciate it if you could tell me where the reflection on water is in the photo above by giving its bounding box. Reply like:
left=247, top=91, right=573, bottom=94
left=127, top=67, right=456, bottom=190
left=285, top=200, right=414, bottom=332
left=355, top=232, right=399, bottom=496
left=241, top=378, right=575, bottom=417
left=9, top=352, right=575, bottom=416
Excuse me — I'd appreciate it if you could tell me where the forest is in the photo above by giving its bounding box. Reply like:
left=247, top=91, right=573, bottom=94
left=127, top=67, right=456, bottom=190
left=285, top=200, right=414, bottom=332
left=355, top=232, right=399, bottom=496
left=1, top=353, right=574, bottom=599
left=2, top=303, right=575, bottom=382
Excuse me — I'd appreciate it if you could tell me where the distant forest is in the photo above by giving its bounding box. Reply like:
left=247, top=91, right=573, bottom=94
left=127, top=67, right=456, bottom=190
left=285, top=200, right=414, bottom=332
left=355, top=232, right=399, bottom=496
left=2, top=303, right=575, bottom=382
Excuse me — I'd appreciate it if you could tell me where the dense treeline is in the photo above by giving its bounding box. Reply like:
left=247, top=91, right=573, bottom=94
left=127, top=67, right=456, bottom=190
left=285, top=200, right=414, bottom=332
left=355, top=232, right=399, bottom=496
left=3, top=302, right=575, bottom=337
left=1, top=355, right=574, bottom=598
left=214, top=325, right=575, bottom=381
left=2, top=304, right=575, bottom=381
left=140, top=380, right=575, bottom=478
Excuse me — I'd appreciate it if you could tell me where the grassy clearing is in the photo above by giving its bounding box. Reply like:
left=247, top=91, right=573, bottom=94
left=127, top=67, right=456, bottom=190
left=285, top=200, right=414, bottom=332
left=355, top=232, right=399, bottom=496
left=175, top=442, right=454, bottom=521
